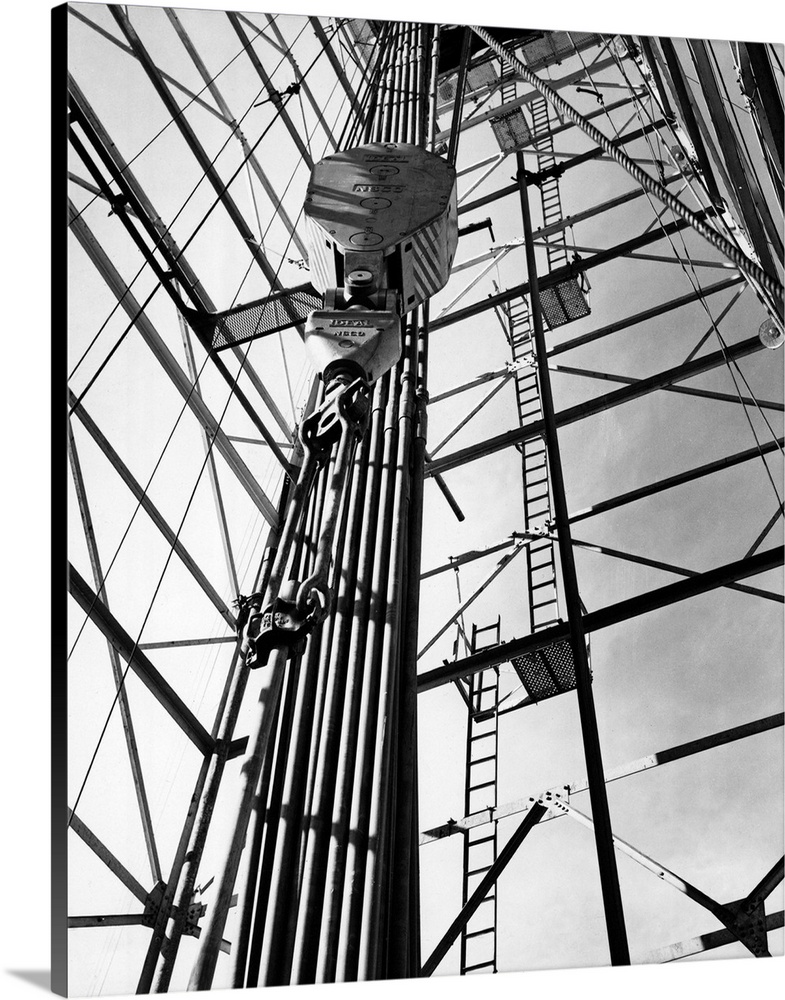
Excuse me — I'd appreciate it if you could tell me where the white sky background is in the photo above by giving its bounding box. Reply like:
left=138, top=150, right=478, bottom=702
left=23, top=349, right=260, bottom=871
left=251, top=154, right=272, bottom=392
left=3, top=2, right=785, bottom=1000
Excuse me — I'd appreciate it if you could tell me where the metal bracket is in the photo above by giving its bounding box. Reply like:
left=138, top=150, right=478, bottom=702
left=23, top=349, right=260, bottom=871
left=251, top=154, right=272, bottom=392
left=724, top=895, right=770, bottom=957
left=142, top=882, right=166, bottom=929
left=142, top=880, right=207, bottom=939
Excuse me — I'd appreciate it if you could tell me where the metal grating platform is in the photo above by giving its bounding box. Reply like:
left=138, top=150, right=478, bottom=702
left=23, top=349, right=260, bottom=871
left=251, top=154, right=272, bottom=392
left=510, top=637, right=586, bottom=701
left=521, top=32, right=600, bottom=68
left=490, top=107, right=532, bottom=152
left=183, top=283, right=321, bottom=351
left=438, top=61, right=499, bottom=108
left=538, top=277, right=590, bottom=329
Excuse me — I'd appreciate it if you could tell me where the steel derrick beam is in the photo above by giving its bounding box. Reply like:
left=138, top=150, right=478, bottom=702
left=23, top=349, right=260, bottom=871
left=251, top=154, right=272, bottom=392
left=643, top=910, right=784, bottom=963
left=458, top=120, right=668, bottom=216
left=309, top=17, right=363, bottom=121
left=473, top=26, right=784, bottom=324
left=568, top=437, right=785, bottom=524
left=549, top=275, right=746, bottom=357
left=417, top=545, right=784, bottom=691
left=80, top=13, right=297, bottom=460
left=513, top=171, right=630, bottom=963
left=68, top=811, right=149, bottom=905
left=68, top=565, right=215, bottom=757
left=689, top=40, right=782, bottom=279
left=426, top=334, right=766, bottom=477
left=420, top=534, right=523, bottom=579
left=69, top=392, right=237, bottom=629
left=67, top=79, right=294, bottom=453
left=641, top=856, right=784, bottom=963
left=68, top=425, right=163, bottom=884
left=549, top=361, right=783, bottom=412
left=549, top=797, right=775, bottom=957
left=226, top=12, right=315, bottom=169
left=162, top=8, right=309, bottom=260
left=585, top=544, right=784, bottom=630
left=430, top=211, right=707, bottom=331
left=108, top=6, right=287, bottom=294
left=419, top=802, right=548, bottom=976
left=420, top=713, right=785, bottom=844
left=68, top=203, right=279, bottom=527
left=67, top=6, right=234, bottom=127
left=455, top=186, right=674, bottom=271
left=433, top=55, right=619, bottom=145
left=428, top=365, right=511, bottom=403
left=571, top=536, right=783, bottom=603
left=69, top=915, right=147, bottom=929
left=177, top=309, right=241, bottom=596
left=261, top=13, right=339, bottom=151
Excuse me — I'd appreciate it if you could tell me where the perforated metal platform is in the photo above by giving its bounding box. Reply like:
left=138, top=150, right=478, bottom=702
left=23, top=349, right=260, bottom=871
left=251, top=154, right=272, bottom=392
left=520, top=32, right=600, bottom=68
left=183, top=282, right=322, bottom=351
left=490, top=107, right=532, bottom=152
left=438, top=61, right=499, bottom=108
left=538, top=277, right=591, bottom=329
left=510, top=637, right=587, bottom=701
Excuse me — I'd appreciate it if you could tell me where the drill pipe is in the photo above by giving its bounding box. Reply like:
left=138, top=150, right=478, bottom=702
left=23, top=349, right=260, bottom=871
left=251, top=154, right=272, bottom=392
left=288, top=429, right=373, bottom=982
left=263, top=431, right=363, bottom=983
left=255, top=443, right=355, bottom=984
left=200, top=20, right=432, bottom=989
left=314, top=376, right=390, bottom=982
left=230, top=448, right=331, bottom=985
left=359, top=320, right=417, bottom=979
left=336, top=357, right=402, bottom=980
left=388, top=308, right=428, bottom=976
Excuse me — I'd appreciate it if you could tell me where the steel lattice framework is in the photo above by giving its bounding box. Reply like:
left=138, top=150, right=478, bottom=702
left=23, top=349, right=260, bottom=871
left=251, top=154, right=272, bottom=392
left=61, top=5, right=784, bottom=996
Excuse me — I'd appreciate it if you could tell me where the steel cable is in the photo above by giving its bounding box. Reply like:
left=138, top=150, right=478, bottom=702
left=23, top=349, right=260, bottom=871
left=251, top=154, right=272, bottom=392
left=471, top=25, right=784, bottom=326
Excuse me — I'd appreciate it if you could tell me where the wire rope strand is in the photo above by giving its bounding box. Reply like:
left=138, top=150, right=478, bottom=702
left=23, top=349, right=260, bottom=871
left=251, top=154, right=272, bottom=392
left=564, top=37, right=785, bottom=505
left=471, top=26, right=784, bottom=325
left=67, top=35, right=354, bottom=812
left=69, top=17, right=345, bottom=396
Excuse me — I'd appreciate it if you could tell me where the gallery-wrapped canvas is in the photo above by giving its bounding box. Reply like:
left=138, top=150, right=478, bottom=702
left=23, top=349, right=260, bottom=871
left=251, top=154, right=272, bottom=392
left=57, top=3, right=784, bottom=997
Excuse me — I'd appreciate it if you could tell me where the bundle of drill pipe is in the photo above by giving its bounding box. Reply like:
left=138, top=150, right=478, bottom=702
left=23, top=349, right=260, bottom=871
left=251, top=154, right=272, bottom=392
left=184, top=21, right=436, bottom=990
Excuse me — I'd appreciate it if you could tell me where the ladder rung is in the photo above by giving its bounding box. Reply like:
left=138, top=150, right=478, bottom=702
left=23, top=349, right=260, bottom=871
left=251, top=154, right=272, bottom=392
left=470, top=753, right=497, bottom=766
left=469, top=730, right=496, bottom=741
left=463, top=961, right=496, bottom=972
left=469, top=781, right=496, bottom=793
left=464, top=927, right=495, bottom=940
left=467, top=864, right=493, bottom=876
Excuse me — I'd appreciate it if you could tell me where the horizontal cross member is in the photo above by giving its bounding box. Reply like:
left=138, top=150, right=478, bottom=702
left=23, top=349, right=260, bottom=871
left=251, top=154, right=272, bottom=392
left=417, top=546, right=783, bottom=690
left=426, top=335, right=764, bottom=477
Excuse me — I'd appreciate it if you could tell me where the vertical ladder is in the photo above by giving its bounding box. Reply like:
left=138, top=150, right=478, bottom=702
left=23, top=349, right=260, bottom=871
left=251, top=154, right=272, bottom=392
left=460, top=620, right=501, bottom=975
left=499, top=59, right=517, bottom=106
left=504, top=93, right=564, bottom=636
left=504, top=296, right=561, bottom=634
left=530, top=96, right=569, bottom=274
